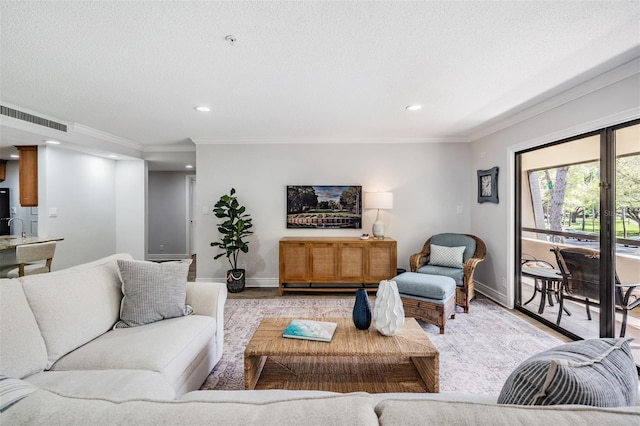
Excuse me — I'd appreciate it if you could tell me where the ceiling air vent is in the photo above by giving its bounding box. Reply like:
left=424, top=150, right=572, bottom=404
left=0, top=105, right=67, bottom=132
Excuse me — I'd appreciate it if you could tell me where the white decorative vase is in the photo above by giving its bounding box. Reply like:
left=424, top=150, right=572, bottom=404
left=373, top=279, right=405, bottom=336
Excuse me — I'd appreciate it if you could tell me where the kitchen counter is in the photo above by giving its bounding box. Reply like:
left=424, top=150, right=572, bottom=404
left=0, top=235, right=64, bottom=251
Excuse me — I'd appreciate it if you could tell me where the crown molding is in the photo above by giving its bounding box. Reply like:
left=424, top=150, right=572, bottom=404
left=143, top=144, right=195, bottom=153
left=189, top=136, right=470, bottom=145
left=468, top=57, right=640, bottom=142
left=73, top=124, right=142, bottom=150
left=508, top=107, right=640, bottom=154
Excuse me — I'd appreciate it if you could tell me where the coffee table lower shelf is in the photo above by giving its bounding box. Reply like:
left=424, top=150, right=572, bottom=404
left=248, top=355, right=433, bottom=393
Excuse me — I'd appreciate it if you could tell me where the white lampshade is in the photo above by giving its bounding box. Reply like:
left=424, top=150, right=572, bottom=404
left=364, top=192, right=393, bottom=210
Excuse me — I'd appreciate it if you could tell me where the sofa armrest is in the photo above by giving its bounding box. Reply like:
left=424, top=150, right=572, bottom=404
left=186, top=281, right=227, bottom=318
left=186, top=281, right=227, bottom=364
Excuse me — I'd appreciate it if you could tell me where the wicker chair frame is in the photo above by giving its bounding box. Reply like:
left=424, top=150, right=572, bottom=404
left=409, top=234, right=487, bottom=313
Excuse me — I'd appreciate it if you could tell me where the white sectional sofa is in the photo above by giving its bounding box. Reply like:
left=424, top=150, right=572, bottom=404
left=0, top=253, right=227, bottom=401
left=1, top=254, right=639, bottom=425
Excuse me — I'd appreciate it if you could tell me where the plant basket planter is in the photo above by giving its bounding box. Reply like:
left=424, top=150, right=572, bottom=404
left=227, top=268, right=246, bottom=293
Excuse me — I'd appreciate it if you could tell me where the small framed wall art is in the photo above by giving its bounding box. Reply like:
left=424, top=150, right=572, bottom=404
left=477, top=167, right=499, bottom=204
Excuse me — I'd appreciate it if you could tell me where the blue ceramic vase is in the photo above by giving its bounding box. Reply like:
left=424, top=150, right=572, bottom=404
left=352, top=288, right=372, bottom=330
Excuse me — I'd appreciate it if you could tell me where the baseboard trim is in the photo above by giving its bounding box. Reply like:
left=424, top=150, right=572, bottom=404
left=193, top=277, right=514, bottom=302
left=195, top=277, right=279, bottom=288
left=475, top=280, right=512, bottom=308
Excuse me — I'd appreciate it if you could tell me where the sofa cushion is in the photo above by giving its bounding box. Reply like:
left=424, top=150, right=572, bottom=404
left=375, top=398, right=640, bottom=426
left=25, top=370, right=176, bottom=401
left=114, top=259, right=193, bottom=328
left=50, top=253, right=133, bottom=274
left=0, top=279, right=48, bottom=379
left=428, top=244, right=465, bottom=269
left=181, top=389, right=343, bottom=403
left=430, top=233, right=476, bottom=262
left=2, top=388, right=378, bottom=426
left=498, top=338, right=637, bottom=407
left=51, top=315, right=216, bottom=393
left=20, top=257, right=125, bottom=369
left=416, top=265, right=464, bottom=286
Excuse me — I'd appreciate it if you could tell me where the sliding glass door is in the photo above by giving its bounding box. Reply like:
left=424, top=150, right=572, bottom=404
left=515, top=120, right=639, bottom=365
left=613, top=123, right=640, bottom=339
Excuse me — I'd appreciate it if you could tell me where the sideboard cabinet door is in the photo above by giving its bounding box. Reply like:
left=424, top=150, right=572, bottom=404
left=279, top=237, right=397, bottom=295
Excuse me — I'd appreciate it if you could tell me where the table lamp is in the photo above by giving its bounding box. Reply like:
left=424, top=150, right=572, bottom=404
left=364, top=192, right=393, bottom=239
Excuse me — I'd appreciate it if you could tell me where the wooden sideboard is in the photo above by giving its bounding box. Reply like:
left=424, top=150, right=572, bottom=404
left=279, top=236, right=397, bottom=295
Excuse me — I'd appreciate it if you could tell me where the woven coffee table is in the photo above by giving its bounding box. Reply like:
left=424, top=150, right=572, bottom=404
left=244, top=317, right=439, bottom=393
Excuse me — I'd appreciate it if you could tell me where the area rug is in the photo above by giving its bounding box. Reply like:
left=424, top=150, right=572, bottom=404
left=200, top=297, right=565, bottom=395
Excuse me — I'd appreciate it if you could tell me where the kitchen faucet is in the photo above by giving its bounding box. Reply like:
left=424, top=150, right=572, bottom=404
left=7, top=217, right=26, bottom=238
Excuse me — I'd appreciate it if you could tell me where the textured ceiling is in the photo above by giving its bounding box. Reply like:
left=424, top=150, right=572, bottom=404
left=1, top=1, right=639, bottom=169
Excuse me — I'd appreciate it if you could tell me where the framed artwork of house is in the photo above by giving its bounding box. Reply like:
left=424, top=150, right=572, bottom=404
left=477, top=167, right=499, bottom=203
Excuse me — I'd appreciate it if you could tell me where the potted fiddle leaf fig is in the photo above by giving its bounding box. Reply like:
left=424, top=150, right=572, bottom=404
left=210, top=188, right=254, bottom=293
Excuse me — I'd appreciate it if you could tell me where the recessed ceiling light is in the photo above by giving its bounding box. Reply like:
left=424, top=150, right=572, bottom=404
left=185, top=164, right=194, bottom=169
left=194, top=106, right=210, bottom=112
left=108, top=154, right=118, bottom=159
left=10, top=154, right=19, bottom=159
left=44, top=139, right=60, bottom=145
left=405, top=105, right=422, bottom=111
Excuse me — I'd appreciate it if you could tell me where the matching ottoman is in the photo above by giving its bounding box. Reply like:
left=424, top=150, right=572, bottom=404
left=393, top=272, right=456, bottom=334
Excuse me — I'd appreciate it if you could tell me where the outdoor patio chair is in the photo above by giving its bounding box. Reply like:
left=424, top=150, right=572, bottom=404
left=551, top=246, right=640, bottom=337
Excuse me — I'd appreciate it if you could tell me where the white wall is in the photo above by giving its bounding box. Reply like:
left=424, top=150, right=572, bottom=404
left=195, top=142, right=471, bottom=285
left=147, top=171, right=190, bottom=260
left=40, top=147, right=117, bottom=269
left=115, top=160, right=146, bottom=260
left=1, top=148, right=148, bottom=269
left=469, top=62, right=640, bottom=307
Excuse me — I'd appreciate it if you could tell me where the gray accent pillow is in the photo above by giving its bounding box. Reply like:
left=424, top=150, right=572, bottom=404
left=428, top=244, right=465, bottom=269
left=498, top=338, right=637, bottom=407
left=114, top=259, right=193, bottom=329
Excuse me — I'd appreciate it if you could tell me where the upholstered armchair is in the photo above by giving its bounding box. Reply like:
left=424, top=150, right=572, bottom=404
left=409, top=233, right=487, bottom=313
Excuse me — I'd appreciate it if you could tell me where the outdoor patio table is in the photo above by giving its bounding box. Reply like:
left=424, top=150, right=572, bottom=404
left=522, top=265, right=570, bottom=316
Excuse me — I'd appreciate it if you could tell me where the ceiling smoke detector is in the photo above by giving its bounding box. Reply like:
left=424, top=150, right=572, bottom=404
left=225, top=35, right=237, bottom=45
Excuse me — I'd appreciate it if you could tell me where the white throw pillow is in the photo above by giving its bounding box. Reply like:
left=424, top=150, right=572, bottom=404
left=114, top=259, right=193, bottom=329
left=428, top=244, right=465, bottom=269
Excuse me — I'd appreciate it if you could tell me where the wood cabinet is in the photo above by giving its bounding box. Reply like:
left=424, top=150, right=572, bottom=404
left=17, top=146, right=38, bottom=207
left=279, top=237, right=397, bottom=295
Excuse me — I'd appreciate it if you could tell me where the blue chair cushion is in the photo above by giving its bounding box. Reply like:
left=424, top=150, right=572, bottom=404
left=417, top=264, right=464, bottom=286
left=430, top=233, right=476, bottom=262
left=393, top=272, right=456, bottom=301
